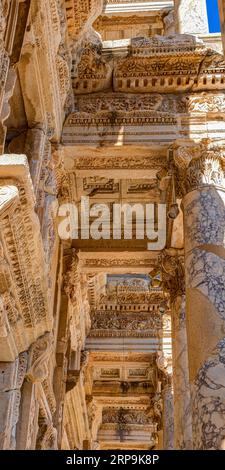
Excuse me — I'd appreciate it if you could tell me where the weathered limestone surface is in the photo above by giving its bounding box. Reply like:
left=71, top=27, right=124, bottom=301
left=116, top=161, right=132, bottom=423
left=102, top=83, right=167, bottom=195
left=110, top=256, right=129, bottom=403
left=171, top=295, right=192, bottom=449
left=162, top=252, right=192, bottom=449
left=175, top=142, right=225, bottom=449
left=174, top=0, right=209, bottom=35
left=218, top=1, right=225, bottom=54
left=0, top=0, right=225, bottom=452
left=162, top=385, right=174, bottom=450
left=0, top=353, right=27, bottom=449
left=0, top=155, right=51, bottom=361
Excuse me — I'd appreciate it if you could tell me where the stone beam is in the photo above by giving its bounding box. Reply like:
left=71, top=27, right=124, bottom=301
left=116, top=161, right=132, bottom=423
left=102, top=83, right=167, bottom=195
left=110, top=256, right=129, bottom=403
left=78, top=251, right=160, bottom=274
left=63, top=146, right=168, bottom=180
left=103, top=1, right=173, bottom=14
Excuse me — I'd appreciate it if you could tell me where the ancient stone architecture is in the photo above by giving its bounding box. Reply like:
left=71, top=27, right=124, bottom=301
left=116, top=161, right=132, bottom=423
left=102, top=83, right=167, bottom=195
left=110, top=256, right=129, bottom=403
left=0, top=0, right=225, bottom=451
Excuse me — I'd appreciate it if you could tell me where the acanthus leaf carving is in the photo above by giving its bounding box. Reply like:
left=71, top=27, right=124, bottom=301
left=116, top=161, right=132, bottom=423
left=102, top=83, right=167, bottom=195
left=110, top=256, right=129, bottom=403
left=161, top=250, right=185, bottom=304
left=174, top=142, right=225, bottom=196
left=36, top=422, right=58, bottom=450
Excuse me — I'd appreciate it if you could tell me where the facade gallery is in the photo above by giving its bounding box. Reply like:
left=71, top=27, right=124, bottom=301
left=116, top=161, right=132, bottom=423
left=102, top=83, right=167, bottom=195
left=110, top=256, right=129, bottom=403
left=1, top=0, right=225, bottom=452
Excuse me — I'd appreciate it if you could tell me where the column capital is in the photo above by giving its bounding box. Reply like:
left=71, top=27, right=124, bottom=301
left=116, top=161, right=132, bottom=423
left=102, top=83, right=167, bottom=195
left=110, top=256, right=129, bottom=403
left=173, top=141, right=225, bottom=196
left=161, top=249, right=185, bottom=304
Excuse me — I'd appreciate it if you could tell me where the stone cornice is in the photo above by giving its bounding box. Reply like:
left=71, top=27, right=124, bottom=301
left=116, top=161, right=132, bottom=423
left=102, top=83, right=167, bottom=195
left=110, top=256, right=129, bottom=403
left=0, top=155, right=51, bottom=361
left=103, top=1, right=173, bottom=14
left=73, top=34, right=225, bottom=94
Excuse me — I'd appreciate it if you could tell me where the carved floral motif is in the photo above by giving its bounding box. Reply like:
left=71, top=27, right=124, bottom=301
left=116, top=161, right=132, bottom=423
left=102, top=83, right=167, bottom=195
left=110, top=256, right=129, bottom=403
left=90, top=310, right=163, bottom=337
left=174, top=144, right=225, bottom=196
left=102, top=408, right=153, bottom=426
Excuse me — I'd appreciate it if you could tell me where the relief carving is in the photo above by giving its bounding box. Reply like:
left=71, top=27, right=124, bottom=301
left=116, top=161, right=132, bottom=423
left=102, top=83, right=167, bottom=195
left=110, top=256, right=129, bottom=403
left=90, top=310, right=163, bottom=337
left=27, top=333, right=54, bottom=384
left=161, top=251, right=185, bottom=304
left=36, top=422, right=58, bottom=450
left=174, top=143, right=225, bottom=195
left=102, top=408, right=153, bottom=426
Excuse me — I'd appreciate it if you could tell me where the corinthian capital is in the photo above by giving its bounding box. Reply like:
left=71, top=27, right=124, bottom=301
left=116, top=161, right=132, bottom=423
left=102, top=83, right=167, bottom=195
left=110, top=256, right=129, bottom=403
left=161, top=249, right=185, bottom=304
left=174, top=140, right=225, bottom=196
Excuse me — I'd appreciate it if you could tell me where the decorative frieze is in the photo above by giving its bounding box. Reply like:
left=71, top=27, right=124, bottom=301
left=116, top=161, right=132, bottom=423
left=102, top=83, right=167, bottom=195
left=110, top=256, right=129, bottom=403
left=0, top=155, right=51, bottom=361
left=74, top=93, right=179, bottom=113
left=102, top=408, right=153, bottom=425
left=90, top=310, right=164, bottom=338
left=65, top=0, right=103, bottom=38
left=99, top=291, right=165, bottom=305
left=114, top=36, right=225, bottom=93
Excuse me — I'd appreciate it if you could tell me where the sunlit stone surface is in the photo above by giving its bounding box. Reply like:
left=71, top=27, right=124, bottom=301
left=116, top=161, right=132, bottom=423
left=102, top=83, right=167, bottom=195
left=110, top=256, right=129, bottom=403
left=0, top=0, right=225, bottom=450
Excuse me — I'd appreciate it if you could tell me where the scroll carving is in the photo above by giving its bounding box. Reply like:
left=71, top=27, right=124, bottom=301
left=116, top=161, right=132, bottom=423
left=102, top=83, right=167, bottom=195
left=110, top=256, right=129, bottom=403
left=27, top=333, right=54, bottom=384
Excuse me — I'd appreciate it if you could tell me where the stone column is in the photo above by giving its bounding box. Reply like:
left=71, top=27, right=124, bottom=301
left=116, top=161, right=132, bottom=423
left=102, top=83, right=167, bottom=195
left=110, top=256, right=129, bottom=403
left=87, top=397, right=103, bottom=450
left=174, top=0, right=209, bottom=35
left=16, top=379, right=39, bottom=450
left=218, top=1, right=225, bottom=55
left=175, top=142, right=225, bottom=449
left=162, top=384, right=174, bottom=450
left=162, top=252, right=192, bottom=449
left=0, top=353, right=27, bottom=450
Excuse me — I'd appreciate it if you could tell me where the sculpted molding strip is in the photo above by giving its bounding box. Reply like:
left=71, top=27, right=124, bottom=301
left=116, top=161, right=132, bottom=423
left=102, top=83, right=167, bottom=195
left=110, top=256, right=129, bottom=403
left=0, top=155, right=51, bottom=361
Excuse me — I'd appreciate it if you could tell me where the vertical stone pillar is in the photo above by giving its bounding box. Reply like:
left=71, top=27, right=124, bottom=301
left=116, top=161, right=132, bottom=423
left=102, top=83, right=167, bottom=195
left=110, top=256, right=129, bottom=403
left=172, top=295, right=193, bottom=449
left=17, top=332, right=55, bottom=450
left=175, top=142, right=225, bottom=449
left=87, top=398, right=103, bottom=450
left=162, top=252, right=192, bottom=449
left=83, top=439, right=92, bottom=450
left=162, top=385, right=174, bottom=450
left=174, top=0, right=209, bottom=35
left=16, top=380, right=39, bottom=450
left=156, top=430, right=163, bottom=450
left=0, top=353, right=27, bottom=450
left=218, top=1, right=225, bottom=55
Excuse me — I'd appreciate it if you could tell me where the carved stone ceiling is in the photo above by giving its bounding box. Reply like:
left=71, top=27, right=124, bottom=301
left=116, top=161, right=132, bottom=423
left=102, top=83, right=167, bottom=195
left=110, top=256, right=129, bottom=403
left=52, top=2, right=224, bottom=451
left=84, top=268, right=171, bottom=450
left=61, top=34, right=225, bottom=149
left=85, top=350, right=169, bottom=449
